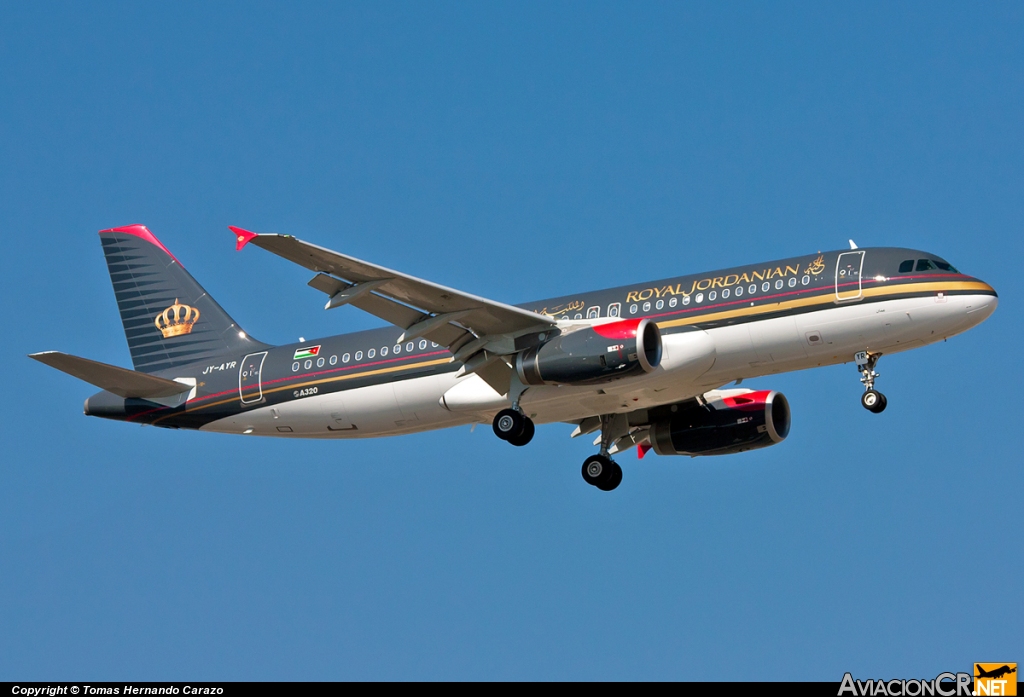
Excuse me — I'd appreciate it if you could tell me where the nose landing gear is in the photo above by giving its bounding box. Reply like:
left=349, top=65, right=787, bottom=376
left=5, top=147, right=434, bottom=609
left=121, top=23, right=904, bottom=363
left=856, top=351, right=887, bottom=413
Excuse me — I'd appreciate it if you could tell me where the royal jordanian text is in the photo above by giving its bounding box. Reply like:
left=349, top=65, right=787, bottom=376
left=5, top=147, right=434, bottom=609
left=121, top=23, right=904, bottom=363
left=839, top=672, right=973, bottom=696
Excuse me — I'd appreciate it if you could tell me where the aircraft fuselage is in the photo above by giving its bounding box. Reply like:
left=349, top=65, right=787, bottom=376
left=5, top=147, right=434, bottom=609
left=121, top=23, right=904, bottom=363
left=82, top=245, right=997, bottom=439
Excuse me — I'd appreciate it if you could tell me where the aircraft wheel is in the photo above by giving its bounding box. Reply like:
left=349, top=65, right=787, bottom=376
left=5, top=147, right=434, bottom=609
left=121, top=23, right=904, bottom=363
left=493, top=408, right=525, bottom=441
left=598, top=462, right=623, bottom=491
left=507, top=417, right=535, bottom=447
left=861, top=389, right=886, bottom=413
left=871, top=392, right=888, bottom=414
left=582, top=455, right=620, bottom=491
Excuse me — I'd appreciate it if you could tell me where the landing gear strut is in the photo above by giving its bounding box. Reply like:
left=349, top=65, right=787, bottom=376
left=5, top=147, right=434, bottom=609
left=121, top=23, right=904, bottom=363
left=856, top=351, right=887, bottom=414
left=581, top=414, right=623, bottom=491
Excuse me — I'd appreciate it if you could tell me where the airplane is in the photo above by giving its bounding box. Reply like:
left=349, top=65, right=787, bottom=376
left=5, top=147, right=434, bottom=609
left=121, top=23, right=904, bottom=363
left=30, top=225, right=998, bottom=491
left=976, top=665, right=1016, bottom=680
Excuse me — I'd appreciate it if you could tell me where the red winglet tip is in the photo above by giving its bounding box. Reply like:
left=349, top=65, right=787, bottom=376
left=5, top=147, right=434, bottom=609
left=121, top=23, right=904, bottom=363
left=229, top=226, right=259, bottom=251
left=637, top=443, right=652, bottom=459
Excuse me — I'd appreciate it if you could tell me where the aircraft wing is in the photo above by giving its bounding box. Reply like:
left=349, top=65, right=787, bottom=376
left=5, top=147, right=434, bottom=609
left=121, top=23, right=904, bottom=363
left=230, top=227, right=555, bottom=362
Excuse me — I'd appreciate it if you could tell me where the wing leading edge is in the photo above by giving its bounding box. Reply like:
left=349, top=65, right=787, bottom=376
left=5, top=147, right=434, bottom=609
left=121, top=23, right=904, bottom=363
left=231, top=227, right=556, bottom=393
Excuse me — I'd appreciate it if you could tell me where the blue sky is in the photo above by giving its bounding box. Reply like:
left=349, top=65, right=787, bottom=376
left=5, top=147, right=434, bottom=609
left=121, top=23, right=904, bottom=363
left=1, top=2, right=1020, bottom=680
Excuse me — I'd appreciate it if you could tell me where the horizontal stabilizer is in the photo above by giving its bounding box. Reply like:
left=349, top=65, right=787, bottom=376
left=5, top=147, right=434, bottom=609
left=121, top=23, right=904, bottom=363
left=29, top=352, right=193, bottom=399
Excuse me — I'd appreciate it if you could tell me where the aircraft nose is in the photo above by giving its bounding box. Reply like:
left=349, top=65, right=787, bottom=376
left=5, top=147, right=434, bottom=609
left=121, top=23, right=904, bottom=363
left=965, top=279, right=998, bottom=321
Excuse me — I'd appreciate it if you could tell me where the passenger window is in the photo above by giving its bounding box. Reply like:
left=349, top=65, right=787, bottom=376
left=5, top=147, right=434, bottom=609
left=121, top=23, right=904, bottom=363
left=916, top=259, right=936, bottom=272
left=629, top=304, right=638, bottom=314
left=607, top=303, right=620, bottom=317
left=343, top=353, right=350, bottom=363
left=419, top=340, right=428, bottom=350
left=406, top=342, right=414, bottom=352
left=642, top=302, right=651, bottom=312
left=355, top=351, right=363, bottom=361
left=381, top=346, right=388, bottom=356
left=655, top=299, right=664, bottom=310
left=393, top=344, right=401, bottom=354
left=367, top=349, right=375, bottom=359
left=330, top=355, right=337, bottom=366
left=669, top=297, right=677, bottom=307
left=587, top=306, right=599, bottom=319
left=899, top=260, right=914, bottom=273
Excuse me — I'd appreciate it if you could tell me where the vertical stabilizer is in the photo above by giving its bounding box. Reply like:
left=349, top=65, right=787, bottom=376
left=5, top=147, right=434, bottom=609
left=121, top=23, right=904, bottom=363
left=99, top=225, right=268, bottom=373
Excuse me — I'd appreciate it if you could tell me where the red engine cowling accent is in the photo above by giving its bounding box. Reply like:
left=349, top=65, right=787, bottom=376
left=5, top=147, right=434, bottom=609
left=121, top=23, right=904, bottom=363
left=515, top=318, right=662, bottom=386
left=649, top=390, right=791, bottom=456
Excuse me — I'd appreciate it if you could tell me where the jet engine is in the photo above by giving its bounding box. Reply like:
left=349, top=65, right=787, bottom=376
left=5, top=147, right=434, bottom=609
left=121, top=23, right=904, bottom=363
left=515, top=318, right=662, bottom=386
left=649, top=390, right=790, bottom=456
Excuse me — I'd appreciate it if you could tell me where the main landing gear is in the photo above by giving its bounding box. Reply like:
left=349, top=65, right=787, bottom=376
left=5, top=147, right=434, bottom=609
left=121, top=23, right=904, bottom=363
left=492, top=408, right=535, bottom=446
left=856, top=351, right=887, bottom=414
left=581, top=414, right=623, bottom=492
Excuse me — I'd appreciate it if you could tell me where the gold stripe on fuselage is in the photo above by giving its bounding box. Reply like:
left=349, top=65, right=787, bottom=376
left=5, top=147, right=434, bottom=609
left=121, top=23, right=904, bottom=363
left=657, top=280, right=993, bottom=330
left=154, top=280, right=993, bottom=425
left=152, top=357, right=453, bottom=424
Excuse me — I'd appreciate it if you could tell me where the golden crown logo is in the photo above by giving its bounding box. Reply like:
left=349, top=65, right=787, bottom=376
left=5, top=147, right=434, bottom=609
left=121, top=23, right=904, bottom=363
left=154, top=299, right=200, bottom=338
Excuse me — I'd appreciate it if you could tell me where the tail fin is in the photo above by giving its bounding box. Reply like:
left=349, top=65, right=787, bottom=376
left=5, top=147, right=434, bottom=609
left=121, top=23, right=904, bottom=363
left=99, top=225, right=268, bottom=373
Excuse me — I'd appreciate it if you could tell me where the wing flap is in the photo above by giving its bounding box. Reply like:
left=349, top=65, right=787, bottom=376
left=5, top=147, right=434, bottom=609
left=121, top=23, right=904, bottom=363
left=232, top=228, right=554, bottom=347
left=29, top=351, right=193, bottom=399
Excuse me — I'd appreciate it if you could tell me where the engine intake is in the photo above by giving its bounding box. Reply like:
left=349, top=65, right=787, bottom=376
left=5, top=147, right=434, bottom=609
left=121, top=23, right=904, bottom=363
left=650, top=390, right=790, bottom=456
left=515, top=318, right=662, bottom=386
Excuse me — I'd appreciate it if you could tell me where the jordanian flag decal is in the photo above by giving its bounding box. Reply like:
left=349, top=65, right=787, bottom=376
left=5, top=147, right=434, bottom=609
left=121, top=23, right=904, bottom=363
left=293, top=345, right=321, bottom=360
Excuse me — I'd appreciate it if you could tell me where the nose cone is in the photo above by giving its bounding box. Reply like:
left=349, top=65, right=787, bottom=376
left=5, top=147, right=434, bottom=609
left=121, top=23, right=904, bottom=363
left=963, top=279, right=998, bottom=326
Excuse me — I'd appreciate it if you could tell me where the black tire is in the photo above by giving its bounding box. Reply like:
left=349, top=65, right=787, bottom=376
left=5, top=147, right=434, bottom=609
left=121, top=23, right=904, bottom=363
left=597, top=461, right=623, bottom=491
left=582, top=455, right=611, bottom=486
left=861, top=389, right=882, bottom=411
left=870, top=392, right=888, bottom=414
left=492, top=408, right=525, bottom=441
left=507, top=417, right=535, bottom=447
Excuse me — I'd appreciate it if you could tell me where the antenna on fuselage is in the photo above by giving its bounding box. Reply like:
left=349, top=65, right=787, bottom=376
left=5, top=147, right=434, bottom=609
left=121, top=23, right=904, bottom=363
left=849, top=239, right=859, bottom=250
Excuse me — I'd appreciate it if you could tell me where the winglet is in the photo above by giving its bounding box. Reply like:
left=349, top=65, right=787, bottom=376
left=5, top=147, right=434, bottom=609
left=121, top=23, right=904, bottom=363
left=229, top=226, right=260, bottom=251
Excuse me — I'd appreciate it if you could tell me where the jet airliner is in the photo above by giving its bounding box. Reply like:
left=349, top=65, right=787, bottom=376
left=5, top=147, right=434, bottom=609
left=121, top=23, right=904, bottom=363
left=31, top=225, right=998, bottom=491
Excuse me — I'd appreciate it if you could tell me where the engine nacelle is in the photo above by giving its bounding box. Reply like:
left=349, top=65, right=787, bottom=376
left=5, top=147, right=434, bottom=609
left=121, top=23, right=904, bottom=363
left=649, top=390, right=790, bottom=456
left=515, top=318, right=662, bottom=386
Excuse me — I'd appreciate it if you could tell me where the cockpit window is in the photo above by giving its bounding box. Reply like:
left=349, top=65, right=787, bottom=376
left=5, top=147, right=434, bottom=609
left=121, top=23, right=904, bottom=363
left=916, top=259, right=937, bottom=272
left=933, top=261, right=958, bottom=272
left=899, top=260, right=914, bottom=273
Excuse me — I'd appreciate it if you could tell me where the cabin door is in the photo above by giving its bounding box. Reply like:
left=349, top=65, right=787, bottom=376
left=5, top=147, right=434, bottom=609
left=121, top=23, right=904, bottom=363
left=239, top=351, right=268, bottom=405
left=835, top=251, right=866, bottom=302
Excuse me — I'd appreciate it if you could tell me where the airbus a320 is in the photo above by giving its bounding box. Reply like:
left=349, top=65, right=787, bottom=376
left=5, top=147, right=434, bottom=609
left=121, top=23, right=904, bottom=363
left=31, top=225, right=998, bottom=491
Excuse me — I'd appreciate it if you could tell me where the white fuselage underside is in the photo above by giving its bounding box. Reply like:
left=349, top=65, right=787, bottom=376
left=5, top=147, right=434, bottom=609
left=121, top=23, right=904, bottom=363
left=200, top=293, right=996, bottom=439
